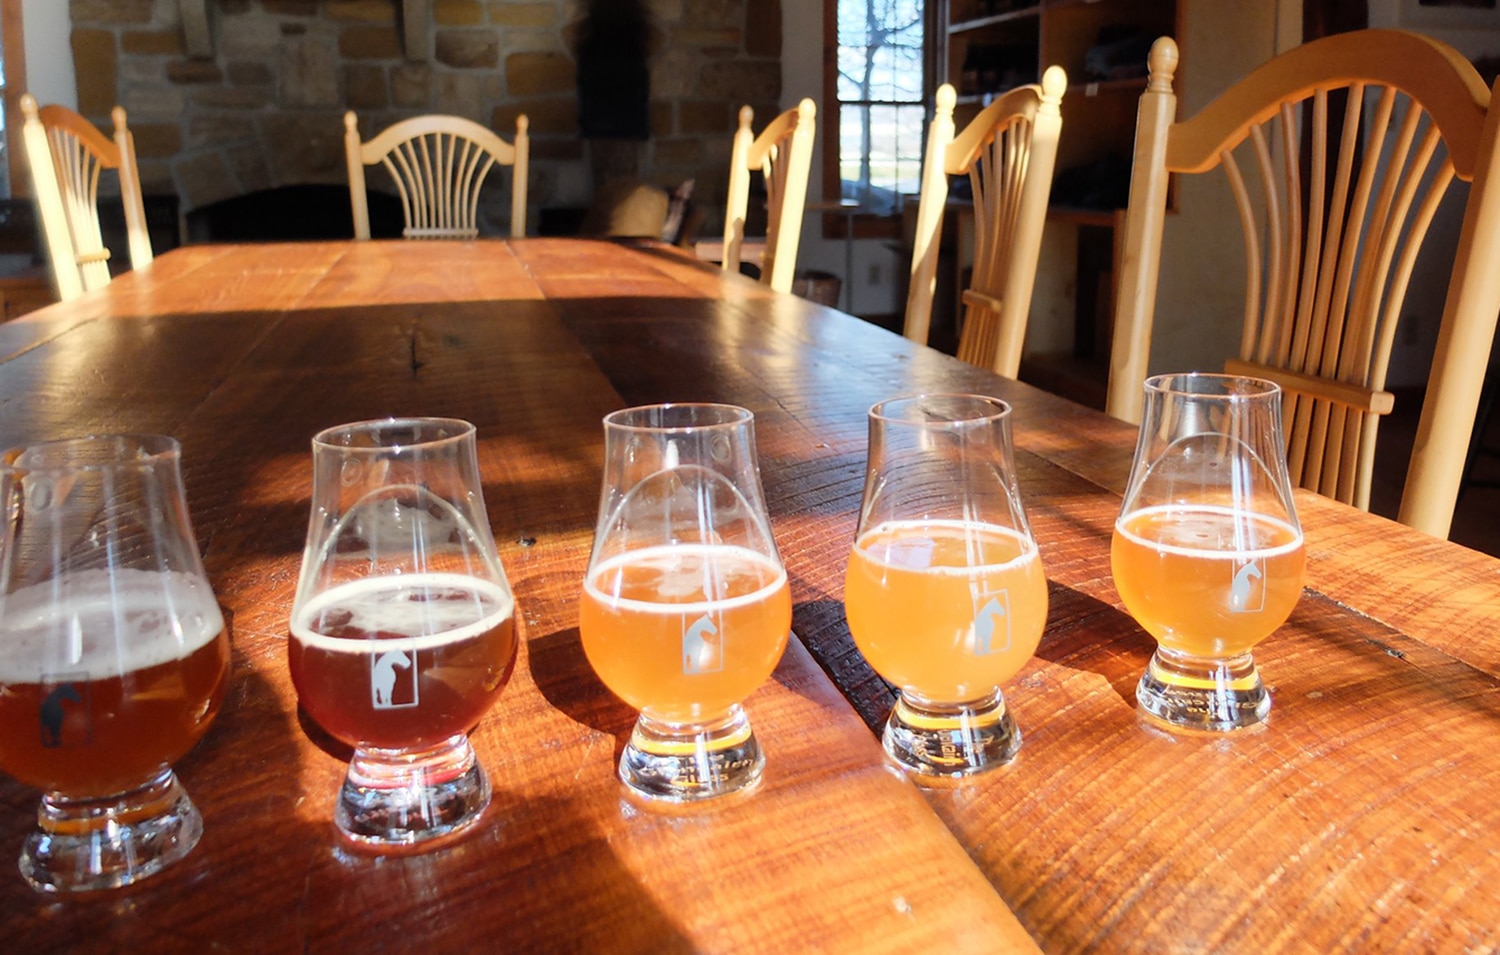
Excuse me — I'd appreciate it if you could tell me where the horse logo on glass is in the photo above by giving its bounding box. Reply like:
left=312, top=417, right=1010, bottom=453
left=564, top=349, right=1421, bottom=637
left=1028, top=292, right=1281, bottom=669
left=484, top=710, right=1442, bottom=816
left=971, top=588, right=1012, bottom=656
left=682, top=612, right=724, bottom=675
left=1229, top=557, right=1266, bottom=613
left=38, top=674, right=91, bottom=748
left=371, top=648, right=419, bottom=709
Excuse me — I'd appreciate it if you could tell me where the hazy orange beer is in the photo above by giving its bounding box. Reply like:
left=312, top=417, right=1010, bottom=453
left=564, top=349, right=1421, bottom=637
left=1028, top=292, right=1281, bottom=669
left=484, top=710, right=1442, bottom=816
left=290, top=573, right=517, bottom=751
left=845, top=520, right=1047, bottom=703
left=580, top=543, right=790, bottom=724
left=1112, top=505, right=1305, bottom=659
left=0, top=569, right=229, bottom=800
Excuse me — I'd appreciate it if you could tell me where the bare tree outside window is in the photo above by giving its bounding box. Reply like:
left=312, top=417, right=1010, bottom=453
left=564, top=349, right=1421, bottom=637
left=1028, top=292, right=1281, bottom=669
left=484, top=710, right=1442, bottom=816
left=837, top=0, right=925, bottom=215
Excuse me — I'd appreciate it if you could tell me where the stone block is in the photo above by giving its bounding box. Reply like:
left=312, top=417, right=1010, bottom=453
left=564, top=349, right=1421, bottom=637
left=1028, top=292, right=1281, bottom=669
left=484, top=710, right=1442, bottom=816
left=130, top=123, right=182, bottom=160
left=121, top=59, right=163, bottom=84
left=225, top=142, right=273, bottom=194
left=327, top=0, right=394, bottom=22
left=220, top=18, right=285, bottom=59
left=228, top=61, right=275, bottom=86
left=698, top=60, right=779, bottom=102
left=649, top=49, right=697, bottom=98
left=175, top=151, right=242, bottom=211
left=191, top=87, right=273, bottom=109
left=70, top=0, right=152, bottom=24
left=650, top=100, right=672, bottom=137
left=187, top=113, right=253, bottom=149
left=137, top=159, right=174, bottom=194
left=391, top=65, right=431, bottom=108
left=682, top=0, right=743, bottom=28
left=262, top=113, right=348, bottom=184
left=505, top=51, right=574, bottom=96
left=262, top=0, right=318, bottom=14
left=435, top=0, right=484, bottom=26
left=745, top=0, right=780, bottom=58
left=674, top=28, right=741, bottom=49
left=73, top=31, right=118, bottom=116
left=652, top=138, right=702, bottom=166
left=487, top=2, right=555, bottom=27
left=435, top=31, right=500, bottom=69
left=167, top=60, right=225, bottom=84
left=679, top=100, right=730, bottom=135
left=493, top=97, right=574, bottom=136
left=280, top=38, right=341, bottom=107
left=428, top=73, right=479, bottom=118
left=345, top=64, right=389, bottom=109
left=122, top=30, right=184, bottom=57
left=124, top=87, right=187, bottom=122
left=529, top=137, right=585, bottom=162
left=339, top=26, right=401, bottom=60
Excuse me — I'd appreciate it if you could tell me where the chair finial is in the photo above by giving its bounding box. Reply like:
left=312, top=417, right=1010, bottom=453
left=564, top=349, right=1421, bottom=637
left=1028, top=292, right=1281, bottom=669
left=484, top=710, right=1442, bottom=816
left=112, top=106, right=128, bottom=135
left=738, top=105, right=754, bottom=131
left=20, top=93, right=38, bottom=120
left=1147, top=37, right=1179, bottom=93
left=936, top=83, right=957, bottom=115
left=1040, top=66, right=1068, bottom=111
left=344, top=111, right=358, bottom=133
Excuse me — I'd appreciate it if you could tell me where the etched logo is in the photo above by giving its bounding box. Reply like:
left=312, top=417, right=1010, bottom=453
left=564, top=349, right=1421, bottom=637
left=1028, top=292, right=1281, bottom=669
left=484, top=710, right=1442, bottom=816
left=370, top=648, right=419, bottom=709
left=39, top=674, right=91, bottom=748
left=971, top=589, right=1012, bottom=656
left=1229, top=558, right=1266, bottom=613
left=682, top=612, right=724, bottom=675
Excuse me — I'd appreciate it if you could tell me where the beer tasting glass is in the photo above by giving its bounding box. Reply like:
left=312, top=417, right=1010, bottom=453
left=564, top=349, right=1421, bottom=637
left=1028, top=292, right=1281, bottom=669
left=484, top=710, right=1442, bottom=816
left=1112, top=373, right=1306, bottom=731
left=845, top=394, right=1047, bottom=777
left=0, top=435, right=230, bottom=892
left=580, top=404, right=791, bottom=803
left=289, top=418, right=517, bottom=846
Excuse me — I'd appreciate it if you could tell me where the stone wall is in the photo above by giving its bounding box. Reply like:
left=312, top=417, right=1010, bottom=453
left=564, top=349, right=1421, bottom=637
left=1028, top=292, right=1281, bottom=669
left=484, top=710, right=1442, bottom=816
left=67, top=0, right=783, bottom=235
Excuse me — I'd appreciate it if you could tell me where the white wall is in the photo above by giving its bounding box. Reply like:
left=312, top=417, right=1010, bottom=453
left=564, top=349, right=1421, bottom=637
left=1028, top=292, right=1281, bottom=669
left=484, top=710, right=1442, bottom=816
left=20, top=0, right=76, bottom=108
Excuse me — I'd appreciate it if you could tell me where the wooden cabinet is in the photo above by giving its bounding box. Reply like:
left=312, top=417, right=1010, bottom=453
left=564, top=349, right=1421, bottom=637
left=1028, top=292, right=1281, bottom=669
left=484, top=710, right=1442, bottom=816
left=931, top=0, right=1179, bottom=406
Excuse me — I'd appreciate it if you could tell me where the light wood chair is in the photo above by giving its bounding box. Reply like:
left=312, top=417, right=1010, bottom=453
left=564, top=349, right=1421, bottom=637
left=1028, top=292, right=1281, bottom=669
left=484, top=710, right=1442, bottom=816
left=344, top=111, right=529, bottom=240
left=20, top=93, right=153, bottom=302
left=721, top=98, right=816, bottom=293
left=1108, top=31, right=1500, bottom=539
left=904, top=70, right=1066, bottom=377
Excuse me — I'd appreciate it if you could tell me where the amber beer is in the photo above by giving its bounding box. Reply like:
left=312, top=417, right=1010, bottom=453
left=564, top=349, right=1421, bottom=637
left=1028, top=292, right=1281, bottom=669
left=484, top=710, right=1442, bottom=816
left=289, top=573, right=517, bottom=750
left=845, top=519, right=1048, bottom=702
left=579, top=543, right=791, bottom=724
left=0, top=569, right=230, bottom=799
left=1112, top=504, right=1306, bottom=657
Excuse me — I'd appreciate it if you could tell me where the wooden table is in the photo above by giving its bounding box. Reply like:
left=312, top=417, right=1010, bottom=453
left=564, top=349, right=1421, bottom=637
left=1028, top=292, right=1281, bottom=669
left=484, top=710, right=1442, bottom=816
left=2, top=239, right=1498, bottom=953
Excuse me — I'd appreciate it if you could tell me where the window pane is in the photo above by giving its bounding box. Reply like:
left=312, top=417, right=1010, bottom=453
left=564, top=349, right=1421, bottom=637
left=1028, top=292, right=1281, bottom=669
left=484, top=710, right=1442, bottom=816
left=840, top=103, right=925, bottom=214
left=836, top=0, right=926, bottom=214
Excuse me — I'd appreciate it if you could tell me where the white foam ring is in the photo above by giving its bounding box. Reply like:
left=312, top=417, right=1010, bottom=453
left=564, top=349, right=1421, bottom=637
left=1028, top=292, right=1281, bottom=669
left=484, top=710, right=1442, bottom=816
left=291, top=573, right=514, bottom=654
left=0, top=568, right=225, bottom=682
left=584, top=544, right=785, bottom=614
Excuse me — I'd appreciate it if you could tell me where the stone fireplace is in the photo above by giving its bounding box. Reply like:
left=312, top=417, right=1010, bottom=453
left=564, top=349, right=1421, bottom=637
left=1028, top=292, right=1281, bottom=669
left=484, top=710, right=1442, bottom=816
left=68, top=0, right=784, bottom=237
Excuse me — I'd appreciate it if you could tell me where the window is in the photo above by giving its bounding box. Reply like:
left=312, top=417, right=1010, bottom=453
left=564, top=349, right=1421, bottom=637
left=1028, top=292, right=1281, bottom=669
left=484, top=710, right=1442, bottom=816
left=829, top=0, right=926, bottom=217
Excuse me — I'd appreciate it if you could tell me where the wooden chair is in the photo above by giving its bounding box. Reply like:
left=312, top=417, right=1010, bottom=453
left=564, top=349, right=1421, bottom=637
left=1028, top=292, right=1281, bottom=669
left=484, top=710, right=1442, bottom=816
left=721, top=99, right=816, bottom=293
left=1107, top=31, right=1500, bottom=539
left=20, top=93, right=153, bottom=302
left=344, top=112, right=529, bottom=240
left=904, top=70, right=1066, bottom=377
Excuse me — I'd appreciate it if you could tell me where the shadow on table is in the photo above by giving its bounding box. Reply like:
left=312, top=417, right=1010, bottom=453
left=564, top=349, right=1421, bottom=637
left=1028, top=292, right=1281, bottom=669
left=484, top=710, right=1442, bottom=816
left=1035, top=582, right=1154, bottom=710
left=528, top=625, right=638, bottom=762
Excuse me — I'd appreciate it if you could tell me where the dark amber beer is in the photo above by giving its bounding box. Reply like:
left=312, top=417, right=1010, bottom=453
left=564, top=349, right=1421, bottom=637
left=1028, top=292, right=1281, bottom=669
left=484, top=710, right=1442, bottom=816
left=289, top=573, right=517, bottom=750
left=0, top=569, right=230, bottom=800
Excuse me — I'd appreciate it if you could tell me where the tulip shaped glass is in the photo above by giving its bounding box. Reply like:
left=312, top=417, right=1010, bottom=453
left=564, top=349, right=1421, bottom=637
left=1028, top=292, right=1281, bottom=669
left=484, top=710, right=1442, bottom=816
left=845, top=394, right=1047, bottom=777
left=289, top=418, right=517, bottom=846
left=1112, top=374, right=1306, bottom=731
left=0, top=434, right=230, bottom=892
left=580, top=404, right=791, bottom=803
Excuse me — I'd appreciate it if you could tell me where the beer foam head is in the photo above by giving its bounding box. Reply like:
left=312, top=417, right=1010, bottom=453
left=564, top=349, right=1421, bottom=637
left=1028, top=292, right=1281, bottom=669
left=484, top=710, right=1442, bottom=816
left=0, top=568, right=225, bottom=682
left=292, top=573, right=514, bottom=654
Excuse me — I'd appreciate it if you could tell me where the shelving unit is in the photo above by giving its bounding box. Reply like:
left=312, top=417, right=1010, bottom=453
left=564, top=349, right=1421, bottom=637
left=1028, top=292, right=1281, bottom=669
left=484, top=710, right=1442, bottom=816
left=931, top=0, right=1179, bottom=405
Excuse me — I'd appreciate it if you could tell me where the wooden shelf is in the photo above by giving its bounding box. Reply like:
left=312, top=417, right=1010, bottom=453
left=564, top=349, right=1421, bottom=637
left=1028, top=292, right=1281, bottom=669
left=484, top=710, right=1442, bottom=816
left=949, top=6, right=1043, bottom=34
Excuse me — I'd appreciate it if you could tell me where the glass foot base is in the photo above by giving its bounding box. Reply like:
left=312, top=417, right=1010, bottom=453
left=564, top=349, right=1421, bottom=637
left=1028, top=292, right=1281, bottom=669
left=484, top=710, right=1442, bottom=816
left=21, top=768, right=203, bottom=893
left=336, top=734, right=491, bottom=847
left=620, top=706, right=764, bottom=803
left=1136, top=648, right=1269, bottom=731
left=883, top=689, right=1020, bottom=778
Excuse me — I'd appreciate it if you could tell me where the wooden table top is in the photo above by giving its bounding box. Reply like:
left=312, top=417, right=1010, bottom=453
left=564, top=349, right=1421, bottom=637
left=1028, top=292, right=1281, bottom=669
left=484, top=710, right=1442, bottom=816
left=3, top=238, right=1498, bottom=954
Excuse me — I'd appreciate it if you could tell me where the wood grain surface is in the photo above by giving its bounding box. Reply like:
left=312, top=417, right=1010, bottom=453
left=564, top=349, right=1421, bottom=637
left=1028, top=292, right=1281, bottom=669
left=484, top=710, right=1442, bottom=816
left=2, top=239, right=1498, bottom=954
